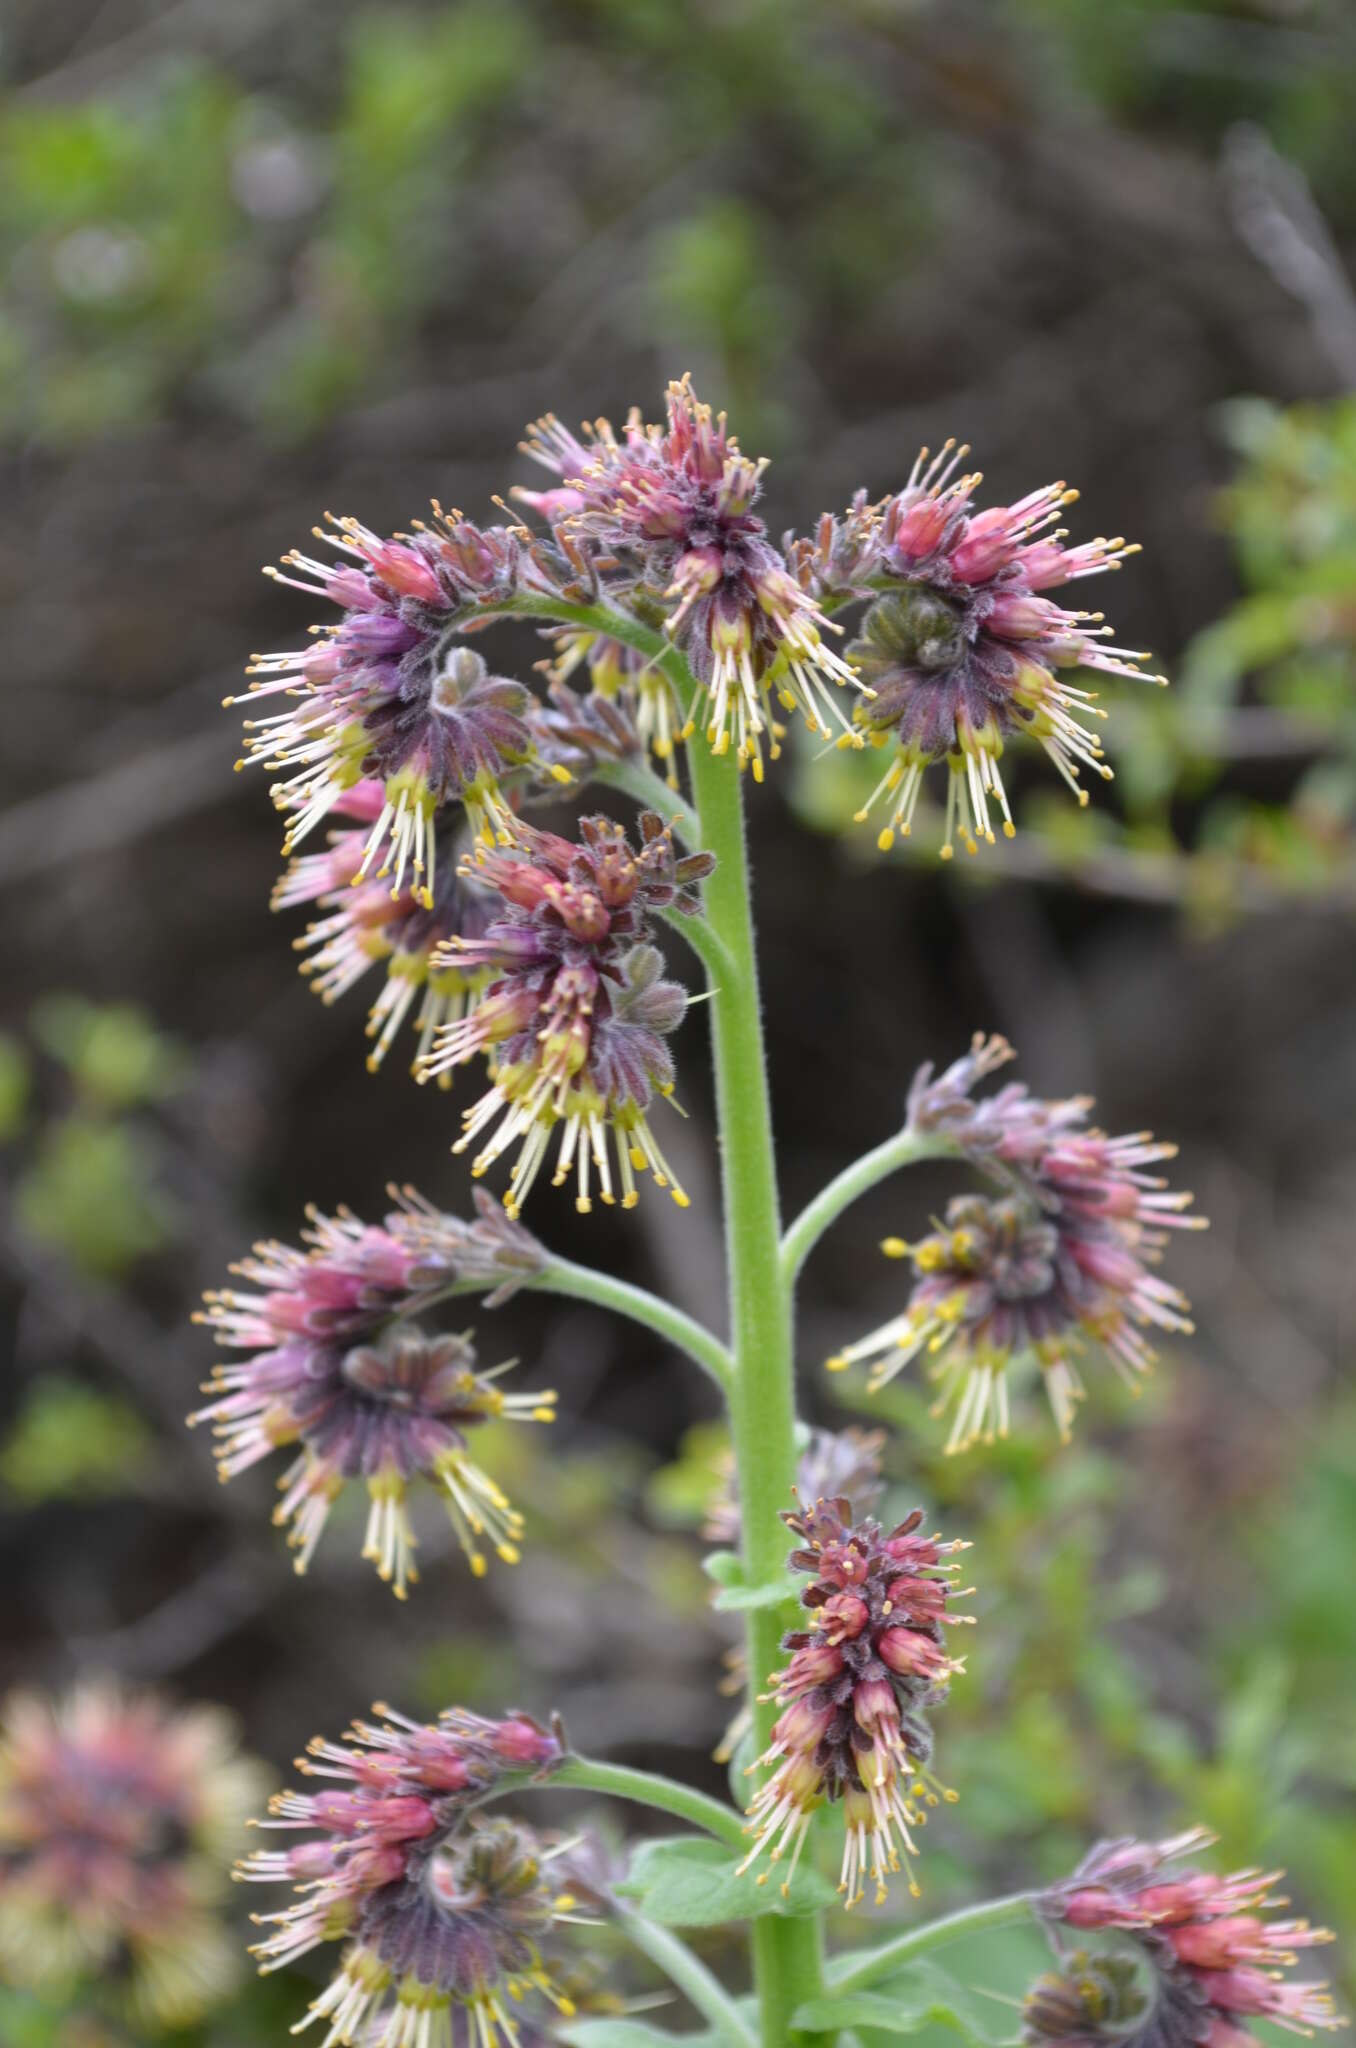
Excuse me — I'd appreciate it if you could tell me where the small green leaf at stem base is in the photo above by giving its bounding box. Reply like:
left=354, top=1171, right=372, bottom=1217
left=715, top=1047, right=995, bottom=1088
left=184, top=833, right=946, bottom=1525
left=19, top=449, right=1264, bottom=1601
left=702, top=1550, right=802, bottom=1612
left=792, top=1962, right=1004, bottom=2041
left=618, top=1836, right=839, bottom=1926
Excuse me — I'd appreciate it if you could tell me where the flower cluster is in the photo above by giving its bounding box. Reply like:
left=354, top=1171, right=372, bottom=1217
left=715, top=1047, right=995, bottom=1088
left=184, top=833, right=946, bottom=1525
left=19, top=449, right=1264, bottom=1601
left=525, top=669, right=645, bottom=785
left=703, top=1425, right=888, bottom=1548
left=828, top=1041, right=1205, bottom=1448
left=418, top=811, right=713, bottom=1218
left=239, top=1703, right=584, bottom=2048
left=0, top=1682, right=263, bottom=2029
left=1023, top=1951, right=1162, bottom=2048
left=789, top=441, right=1163, bottom=855
left=706, top=1428, right=888, bottom=1766
left=739, top=1498, right=969, bottom=1908
left=236, top=508, right=576, bottom=892
left=1037, top=1829, right=1343, bottom=2048
left=192, top=1194, right=552, bottom=1592
left=517, top=377, right=863, bottom=774
left=273, top=781, right=499, bottom=1076
left=537, top=628, right=679, bottom=784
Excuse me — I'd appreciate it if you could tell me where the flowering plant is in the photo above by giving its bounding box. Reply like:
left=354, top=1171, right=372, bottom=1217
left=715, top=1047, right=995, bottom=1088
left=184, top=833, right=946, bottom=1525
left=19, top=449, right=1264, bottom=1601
left=179, top=378, right=1344, bottom=2048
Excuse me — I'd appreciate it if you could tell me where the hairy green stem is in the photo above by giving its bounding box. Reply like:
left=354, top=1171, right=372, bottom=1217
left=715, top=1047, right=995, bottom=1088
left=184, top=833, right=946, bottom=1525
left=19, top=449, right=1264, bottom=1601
left=550, top=1756, right=747, bottom=1855
left=535, top=1257, right=733, bottom=1393
left=594, top=752, right=700, bottom=846
left=478, top=591, right=671, bottom=666
left=615, top=1909, right=758, bottom=2048
left=779, top=1129, right=956, bottom=1291
left=686, top=740, right=831, bottom=2048
left=823, top=1891, right=1039, bottom=1997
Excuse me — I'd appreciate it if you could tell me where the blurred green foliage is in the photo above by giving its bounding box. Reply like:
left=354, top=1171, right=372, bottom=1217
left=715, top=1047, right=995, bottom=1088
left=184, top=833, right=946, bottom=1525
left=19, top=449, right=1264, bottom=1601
left=0, top=1379, right=155, bottom=1503
left=6, top=0, right=1353, bottom=453
left=5, top=996, right=184, bottom=1278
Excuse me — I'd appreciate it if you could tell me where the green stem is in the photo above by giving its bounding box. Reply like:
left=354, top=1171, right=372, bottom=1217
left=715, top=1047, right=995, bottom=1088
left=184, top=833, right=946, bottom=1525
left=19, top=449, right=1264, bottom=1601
left=824, top=1892, right=1038, bottom=1997
left=616, top=1909, right=758, bottom=2048
left=534, top=1257, right=733, bottom=1393
left=686, top=740, right=831, bottom=2048
left=476, top=592, right=672, bottom=667
left=779, top=1130, right=956, bottom=1291
left=551, top=1756, right=747, bottom=1855
left=594, top=752, right=700, bottom=846
left=659, top=901, right=737, bottom=988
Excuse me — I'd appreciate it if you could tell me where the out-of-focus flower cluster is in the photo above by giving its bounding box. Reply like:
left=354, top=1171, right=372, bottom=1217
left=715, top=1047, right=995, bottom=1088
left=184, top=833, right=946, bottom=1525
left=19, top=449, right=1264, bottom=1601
left=789, top=443, right=1162, bottom=854
left=417, top=811, right=713, bottom=1217
left=703, top=1425, right=888, bottom=1549
left=0, top=1683, right=263, bottom=2029
left=192, top=1190, right=552, bottom=1592
left=828, top=1036, right=1205, bottom=1448
left=739, top=1498, right=970, bottom=1909
left=238, top=1703, right=599, bottom=2048
left=1034, top=1828, right=1343, bottom=2048
left=1023, top=1950, right=1159, bottom=2048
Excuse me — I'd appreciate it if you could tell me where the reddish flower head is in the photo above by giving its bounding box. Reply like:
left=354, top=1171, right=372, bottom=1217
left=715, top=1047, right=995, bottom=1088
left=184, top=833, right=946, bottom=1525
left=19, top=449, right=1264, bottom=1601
left=791, top=442, right=1161, bottom=856
left=0, top=1682, right=263, bottom=2029
left=191, top=1197, right=551, bottom=1591
left=240, top=1705, right=580, bottom=2048
left=829, top=1042, right=1204, bottom=1448
left=1039, top=1830, right=1343, bottom=2048
left=738, top=1499, right=970, bottom=1909
left=273, top=785, right=499, bottom=1075
left=517, top=378, right=864, bottom=775
left=235, top=510, right=561, bottom=893
left=417, top=812, right=713, bottom=1218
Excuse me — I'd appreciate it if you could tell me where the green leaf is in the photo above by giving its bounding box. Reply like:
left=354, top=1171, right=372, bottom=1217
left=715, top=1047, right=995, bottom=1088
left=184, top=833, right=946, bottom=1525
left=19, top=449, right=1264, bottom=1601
left=793, top=1962, right=1002, bottom=2041
left=711, top=1576, right=800, bottom=1613
left=701, top=1550, right=799, bottom=1612
left=702, top=1549, right=743, bottom=1587
left=616, top=1834, right=837, bottom=1925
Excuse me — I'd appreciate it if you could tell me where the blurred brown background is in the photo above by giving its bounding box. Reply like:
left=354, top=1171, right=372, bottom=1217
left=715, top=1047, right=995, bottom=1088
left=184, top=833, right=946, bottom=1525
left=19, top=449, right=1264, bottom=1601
left=2, top=1, right=1355, bottom=2037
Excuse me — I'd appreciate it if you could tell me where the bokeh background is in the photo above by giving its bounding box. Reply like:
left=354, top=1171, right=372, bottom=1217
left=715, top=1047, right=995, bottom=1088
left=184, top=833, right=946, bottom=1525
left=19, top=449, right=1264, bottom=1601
left=3, top=1, right=1356, bottom=2041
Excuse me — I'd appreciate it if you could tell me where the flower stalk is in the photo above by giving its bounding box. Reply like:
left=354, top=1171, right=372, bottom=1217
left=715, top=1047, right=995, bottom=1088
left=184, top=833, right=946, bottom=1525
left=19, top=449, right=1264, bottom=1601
left=686, top=736, right=832, bottom=2048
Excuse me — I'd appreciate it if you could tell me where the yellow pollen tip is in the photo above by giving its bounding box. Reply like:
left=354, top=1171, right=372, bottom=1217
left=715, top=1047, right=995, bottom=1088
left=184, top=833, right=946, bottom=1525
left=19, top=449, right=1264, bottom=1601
left=877, top=827, right=896, bottom=852
left=881, top=1236, right=908, bottom=1258
left=825, top=1354, right=849, bottom=1372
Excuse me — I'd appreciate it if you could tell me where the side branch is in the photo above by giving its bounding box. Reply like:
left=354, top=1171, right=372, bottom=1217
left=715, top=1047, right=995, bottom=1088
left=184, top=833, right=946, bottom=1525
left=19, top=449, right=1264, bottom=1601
left=616, top=1909, right=759, bottom=2048
left=533, top=1257, right=733, bottom=1393
left=823, top=1891, right=1039, bottom=1997
left=779, top=1128, right=956, bottom=1291
left=550, top=1756, right=747, bottom=1855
